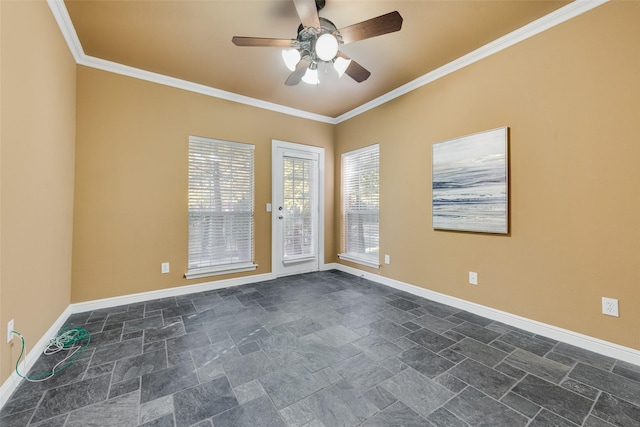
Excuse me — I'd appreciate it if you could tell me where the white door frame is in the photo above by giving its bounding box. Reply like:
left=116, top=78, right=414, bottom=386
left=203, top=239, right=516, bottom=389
left=271, top=139, right=325, bottom=278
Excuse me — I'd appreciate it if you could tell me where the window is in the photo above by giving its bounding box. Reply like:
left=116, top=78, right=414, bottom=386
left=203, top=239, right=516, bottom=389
left=186, top=136, right=256, bottom=279
left=339, top=144, right=380, bottom=268
left=282, top=155, right=316, bottom=260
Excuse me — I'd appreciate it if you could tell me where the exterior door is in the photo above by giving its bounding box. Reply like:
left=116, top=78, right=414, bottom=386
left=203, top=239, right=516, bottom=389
left=272, top=140, right=324, bottom=277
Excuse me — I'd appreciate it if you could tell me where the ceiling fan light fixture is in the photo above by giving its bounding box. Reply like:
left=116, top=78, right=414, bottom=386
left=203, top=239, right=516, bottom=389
left=233, top=2, right=403, bottom=86
left=333, top=56, right=351, bottom=78
left=282, top=49, right=301, bottom=71
left=301, top=63, right=319, bottom=85
left=315, top=33, right=338, bottom=61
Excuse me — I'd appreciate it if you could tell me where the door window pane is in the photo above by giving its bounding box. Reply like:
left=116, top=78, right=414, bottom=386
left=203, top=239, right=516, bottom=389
left=282, top=156, right=315, bottom=259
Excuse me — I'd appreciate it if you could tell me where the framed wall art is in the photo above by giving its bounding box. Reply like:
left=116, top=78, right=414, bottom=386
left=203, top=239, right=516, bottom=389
left=432, top=127, right=509, bottom=234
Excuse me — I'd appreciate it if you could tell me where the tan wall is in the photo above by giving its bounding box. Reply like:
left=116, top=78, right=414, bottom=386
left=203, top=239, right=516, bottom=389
left=335, top=1, right=640, bottom=350
left=0, top=1, right=76, bottom=385
left=72, top=67, right=335, bottom=302
left=2, top=0, right=638, bottom=394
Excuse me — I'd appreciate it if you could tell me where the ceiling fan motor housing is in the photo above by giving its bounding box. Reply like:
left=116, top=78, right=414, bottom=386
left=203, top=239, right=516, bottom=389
left=295, top=17, right=341, bottom=63
left=232, top=0, right=402, bottom=85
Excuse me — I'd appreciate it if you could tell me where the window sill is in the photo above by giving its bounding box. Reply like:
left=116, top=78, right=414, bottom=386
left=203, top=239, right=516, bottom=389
left=338, top=253, right=380, bottom=269
left=283, top=255, right=316, bottom=265
left=185, top=263, right=258, bottom=280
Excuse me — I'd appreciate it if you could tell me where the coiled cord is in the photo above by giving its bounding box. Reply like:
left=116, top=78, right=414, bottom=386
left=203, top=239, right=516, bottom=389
left=12, top=327, right=91, bottom=382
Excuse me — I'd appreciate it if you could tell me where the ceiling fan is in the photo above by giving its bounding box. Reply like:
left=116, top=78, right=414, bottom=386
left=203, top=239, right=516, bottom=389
left=232, top=0, right=403, bottom=86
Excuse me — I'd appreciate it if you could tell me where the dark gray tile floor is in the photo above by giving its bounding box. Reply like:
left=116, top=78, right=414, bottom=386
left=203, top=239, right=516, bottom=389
left=2, top=270, right=640, bottom=426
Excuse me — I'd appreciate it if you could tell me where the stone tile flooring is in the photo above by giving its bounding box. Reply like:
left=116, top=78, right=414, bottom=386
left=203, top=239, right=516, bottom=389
left=2, top=270, right=640, bottom=426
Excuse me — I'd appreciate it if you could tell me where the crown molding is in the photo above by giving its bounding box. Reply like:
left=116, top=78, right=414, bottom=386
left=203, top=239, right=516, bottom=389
left=335, top=0, right=609, bottom=123
left=45, top=0, right=336, bottom=124
left=47, top=0, right=84, bottom=62
left=77, top=55, right=337, bottom=124
left=47, top=0, right=608, bottom=124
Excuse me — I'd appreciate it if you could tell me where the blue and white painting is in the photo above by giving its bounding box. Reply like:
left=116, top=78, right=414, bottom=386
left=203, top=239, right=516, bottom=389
left=432, top=127, right=508, bottom=234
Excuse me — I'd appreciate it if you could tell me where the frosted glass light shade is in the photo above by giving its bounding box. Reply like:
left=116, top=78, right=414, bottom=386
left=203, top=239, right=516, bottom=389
left=333, top=56, right=351, bottom=78
left=282, top=49, right=301, bottom=71
left=301, top=67, right=319, bottom=85
left=315, top=33, right=338, bottom=61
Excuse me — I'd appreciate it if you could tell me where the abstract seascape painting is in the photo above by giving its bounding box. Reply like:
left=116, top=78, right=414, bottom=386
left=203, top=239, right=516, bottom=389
left=432, top=127, right=508, bottom=234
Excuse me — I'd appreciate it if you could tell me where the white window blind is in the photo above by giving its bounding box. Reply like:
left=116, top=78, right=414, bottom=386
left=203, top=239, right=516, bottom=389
left=339, top=144, right=380, bottom=268
left=187, top=136, right=256, bottom=279
left=282, top=156, right=316, bottom=260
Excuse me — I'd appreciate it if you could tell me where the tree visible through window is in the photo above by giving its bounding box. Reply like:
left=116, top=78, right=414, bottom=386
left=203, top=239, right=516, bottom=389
left=282, top=156, right=314, bottom=259
left=340, top=144, right=380, bottom=267
left=187, top=136, right=255, bottom=278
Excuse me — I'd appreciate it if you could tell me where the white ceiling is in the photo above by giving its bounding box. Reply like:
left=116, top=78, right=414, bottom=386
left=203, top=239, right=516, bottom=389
left=54, top=1, right=602, bottom=122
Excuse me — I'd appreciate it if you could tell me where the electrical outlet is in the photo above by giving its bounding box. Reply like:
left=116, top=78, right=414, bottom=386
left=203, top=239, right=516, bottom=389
left=469, top=272, right=478, bottom=285
left=7, top=319, right=14, bottom=343
left=161, top=262, right=170, bottom=274
left=602, top=297, right=619, bottom=317
left=384, top=254, right=390, bottom=264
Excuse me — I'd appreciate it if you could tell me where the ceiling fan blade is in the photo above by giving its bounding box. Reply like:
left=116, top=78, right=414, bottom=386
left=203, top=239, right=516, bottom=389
left=338, top=11, right=403, bottom=44
left=337, top=52, right=371, bottom=83
left=293, top=0, right=320, bottom=28
left=344, top=59, right=372, bottom=83
left=232, top=36, right=293, bottom=48
left=285, top=59, right=311, bottom=86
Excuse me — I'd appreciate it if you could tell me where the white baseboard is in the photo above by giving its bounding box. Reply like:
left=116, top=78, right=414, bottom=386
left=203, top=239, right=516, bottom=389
left=330, top=262, right=640, bottom=367
left=69, top=273, right=273, bottom=313
left=3, top=266, right=638, bottom=410
left=0, top=272, right=271, bottom=409
left=0, top=305, right=73, bottom=409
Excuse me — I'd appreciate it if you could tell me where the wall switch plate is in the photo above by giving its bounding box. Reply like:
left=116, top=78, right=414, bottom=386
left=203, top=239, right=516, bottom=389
left=469, top=272, right=478, bottom=285
left=602, top=297, right=619, bottom=317
left=266, top=203, right=272, bottom=212
left=384, top=254, right=390, bottom=264
left=7, top=319, right=14, bottom=343
left=161, top=262, right=170, bottom=274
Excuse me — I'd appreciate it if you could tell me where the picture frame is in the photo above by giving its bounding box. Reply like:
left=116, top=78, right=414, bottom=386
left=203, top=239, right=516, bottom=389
left=432, top=127, right=509, bottom=234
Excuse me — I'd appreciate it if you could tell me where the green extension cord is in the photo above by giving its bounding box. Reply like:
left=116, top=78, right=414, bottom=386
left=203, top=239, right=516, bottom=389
left=12, top=326, right=91, bottom=382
